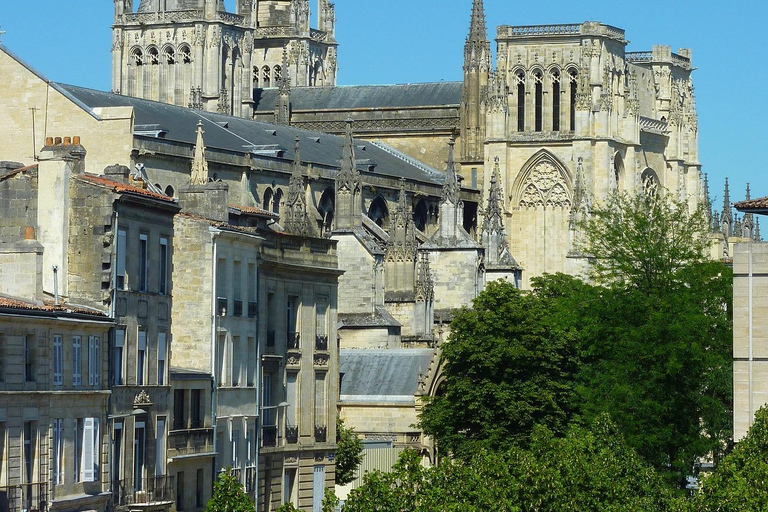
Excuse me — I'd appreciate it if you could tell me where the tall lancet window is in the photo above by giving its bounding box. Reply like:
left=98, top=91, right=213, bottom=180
left=551, top=69, right=561, bottom=132
left=569, top=69, right=578, bottom=132
left=516, top=71, right=525, bottom=132
left=534, top=70, right=543, bottom=132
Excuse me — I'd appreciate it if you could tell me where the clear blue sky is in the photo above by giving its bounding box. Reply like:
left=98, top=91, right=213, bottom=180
left=1, top=0, right=766, bottom=206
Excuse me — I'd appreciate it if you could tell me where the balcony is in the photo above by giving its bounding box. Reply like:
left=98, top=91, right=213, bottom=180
left=286, top=425, right=298, bottom=444
left=245, top=467, right=257, bottom=494
left=262, top=426, right=277, bottom=447
left=314, top=426, right=327, bottom=443
left=113, top=476, right=175, bottom=508
left=0, top=482, right=48, bottom=512
left=168, top=428, right=215, bottom=458
left=315, top=335, right=328, bottom=351
left=287, top=332, right=300, bottom=350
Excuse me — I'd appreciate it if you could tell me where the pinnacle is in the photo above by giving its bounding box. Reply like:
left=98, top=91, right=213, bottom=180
left=467, top=0, right=487, bottom=42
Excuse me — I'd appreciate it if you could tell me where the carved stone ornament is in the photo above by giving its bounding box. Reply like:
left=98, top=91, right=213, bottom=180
left=518, top=160, right=572, bottom=209
left=314, top=354, right=329, bottom=366
left=134, top=390, right=152, bottom=406
left=287, top=353, right=301, bottom=366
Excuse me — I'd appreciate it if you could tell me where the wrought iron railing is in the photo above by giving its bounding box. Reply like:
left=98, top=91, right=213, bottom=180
left=168, top=428, right=215, bottom=457
left=314, top=425, right=327, bottom=443
left=0, top=482, right=48, bottom=512
left=233, top=300, right=243, bottom=317
left=262, top=426, right=277, bottom=447
left=248, top=301, right=257, bottom=318
left=287, top=332, right=300, bottom=350
left=216, top=297, right=227, bottom=316
left=286, top=425, right=299, bottom=444
left=113, top=476, right=175, bottom=507
left=245, top=466, right=257, bottom=494
left=315, top=335, right=328, bottom=351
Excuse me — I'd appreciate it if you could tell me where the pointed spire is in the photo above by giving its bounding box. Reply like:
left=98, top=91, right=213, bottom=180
left=279, top=46, right=291, bottom=94
left=337, top=118, right=359, bottom=193
left=755, top=218, right=762, bottom=242
left=743, top=183, right=755, bottom=239
left=482, top=157, right=504, bottom=235
left=274, top=46, right=292, bottom=125
left=415, top=252, right=434, bottom=302
left=442, top=138, right=459, bottom=204
left=721, top=178, right=732, bottom=237
left=386, top=178, right=417, bottom=265
left=467, top=0, right=487, bottom=42
left=746, top=182, right=752, bottom=201
left=190, top=121, right=209, bottom=185
left=284, top=135, right=310, bottom=236
left=334, top=119, right=361, bottom=231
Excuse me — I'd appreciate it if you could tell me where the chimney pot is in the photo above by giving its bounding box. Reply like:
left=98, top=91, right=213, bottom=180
left=24, top=226, right=35, bottom=240
left=45, top=137, right=54, bottom=146
left=54, top=137, right=62, bottom=145
left=63, top=137, right=71, bottom=146
left=73, top=136, right=81, bottom=145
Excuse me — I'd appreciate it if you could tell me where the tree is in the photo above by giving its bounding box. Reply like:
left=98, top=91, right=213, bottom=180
left=418, top=280, right=579, bottom=457
left=335, top=416, right=364, bottom=485
left=204, top=468, right=254, bottom=512
left=694, top=406, right=768, bottom=512
left=344, top=417, right=687, bottom=512
left=573, top=192, right=733, bottom=481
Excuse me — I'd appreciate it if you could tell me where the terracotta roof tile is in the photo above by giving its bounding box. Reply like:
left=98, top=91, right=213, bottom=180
left=76, top=173, right=176, bottom=203
left=0, top=296, right=107, bottom=316
left=0, top=164, right=38, bottom=181
left=229, top=204, right=279, bottom=218
left=734, top=196, right=768, bottom=212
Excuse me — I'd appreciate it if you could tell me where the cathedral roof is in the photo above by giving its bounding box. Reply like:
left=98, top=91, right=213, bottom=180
left=137, top=0, right=217, bottom=12
left=254, top=82, right=463, bottom=112
left=339, top=348, right=435, bottom=403
left=58, top=84, right=446, bottom=187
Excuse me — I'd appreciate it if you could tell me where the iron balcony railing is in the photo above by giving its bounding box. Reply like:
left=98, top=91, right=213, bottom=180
left=168, top=428, right=215, bottom=457
left=314, top=426, right=327, bottom=443
left=113, top=476, right=175, bottom=507
left=287, top=332, right=300, bottom=350
left=286, top=425, right=299, bottom=444
left=315, top=335, right=328, bottom=351
left=0, top=482, right=48, bottom=512
left=262, top=425, right=277, bottom=447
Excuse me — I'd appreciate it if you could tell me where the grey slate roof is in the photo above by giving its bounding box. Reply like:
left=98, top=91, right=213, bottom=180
left=254, top=82, right=463, bottom=112
left=58, top=84, right=446, bottom=186
left=138, top=0, right=213, bottom=12
left=339, top=349, right=434, bottom=403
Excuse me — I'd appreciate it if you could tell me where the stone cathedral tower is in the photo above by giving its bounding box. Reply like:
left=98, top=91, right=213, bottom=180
left=112, top=0, right=338, bottom=118
left=460, top=0, right=490, bottom=168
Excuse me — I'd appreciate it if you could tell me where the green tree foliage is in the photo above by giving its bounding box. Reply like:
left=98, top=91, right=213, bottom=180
left=335, top=416, right=364, bottom=485
left=573, top=192, right=733, bottom=480
left=204, top=467, right=254, bottom=512
left=694, top=406, right=768, bottom=512
left=417, top=280, right=579, bottom=456
left=344, top=417, right=686, bottom=512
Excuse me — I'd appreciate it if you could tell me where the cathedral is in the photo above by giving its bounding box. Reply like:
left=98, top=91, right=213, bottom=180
left=0, top=0, right=713, bottom=510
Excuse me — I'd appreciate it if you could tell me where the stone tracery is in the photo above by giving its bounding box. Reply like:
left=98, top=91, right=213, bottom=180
left=517, top=158, right=572, bottom=209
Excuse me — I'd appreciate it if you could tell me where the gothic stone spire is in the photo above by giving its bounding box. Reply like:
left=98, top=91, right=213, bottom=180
left=386, top=179, right=417, bottom=263
left=442, top=138, right=460, bottom=205
left=721, top=178, right=732, bottom=237
left=481, top=157, right=515, bottom=267
left=467, top=0, right=487, bottom=44
left=284, top=136, right=310, bottom=236
left=274, top=47, right=292, bottom=125
left=743, top=183, right=754, bottom=239
left=334, top=119, right=361, bottom=230
left=190, top=121, right=209, bottom=185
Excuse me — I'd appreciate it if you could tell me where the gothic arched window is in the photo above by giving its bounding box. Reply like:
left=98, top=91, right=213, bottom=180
left=179, top=45, right=192, bottom=64
left=641, top=168, right=660, bottom=201
left=132, top=48, right=144, bottom=66
left=613, top=153, right=625, bottom=191
left=367, top=196, right=390, bottom=228
left=164, top=47, right=175, bottom=65
left=533, top=70, right=544, bottom=132
left=318, top=187, right=335, bottom=234
left=515, top=153, right=572, bottom=209
left=273, top=65, right=282, bottom=84
left=568, top=68, right=578, bottom=131
left=551, top=69, right=561, bottom=131
left=272, top=188, right=283, bottom=215
left=148, top=47, right=160, bottom=65
left=165, top=185, right=175, bottom=198
left=413, top=199, right=428, bottom=232
left=516, top=71, right=525, bottom=132
left=263, top=188, right=273, bottom=211
left=262, top=66, right=271, bottom=88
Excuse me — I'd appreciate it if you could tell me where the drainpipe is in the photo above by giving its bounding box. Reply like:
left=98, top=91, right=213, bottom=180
left=749, top=241, right=754, bottom=429
left=52, top=265, right=59, bottom=306
left=211, top=228, right=221, bottom=476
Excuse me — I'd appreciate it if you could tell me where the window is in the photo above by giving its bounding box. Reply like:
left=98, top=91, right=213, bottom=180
left=53, top=419, right=64, bottom=485
left=534, top=71, right=543, bottom=132
left=312, top=465, right=325, bottom=512
left=176, top=471, right=185, bottom=511
left=137, top=331, right=146, bottom=386
left=287, top=296, right=298, bottom=348
left=0, top=335, right=4, bottom=382
left=159, top=237, right=168, bottom=295
left=23, top=422, right=35, bottom=484
left=88, top=336, right=100, bottom=387
left=552, top=70, right=561, bottom=132
left=112, top=421, right=123, bottom=485
left=25, top=334, right=34, bottom=382
left=156, top=417, right=166, bottom=476
left=114, top=329, right=125, bottom=385
left=247, top=337, right=255, bottom=387
left=75, top=418, right=83, bottom=481
left=157, top=332, right=167, bottom=385
left=516, top=71, right=525, bottom=132
left=232, top=428, right=240, bottom=467
left=569, top=69, right=578, bottom=132
left=196, top=468, right=205, bottom=508
left=314, top=372, right=326, bottom=430
left=248, top=263, right=257, bottom=317
left=232, top=336, right=242, bottom=387
left=286, top=373, right=298, bottom=427
left=216, top=258, right=227, bottom=315
left=139, top=234, right=148, bottom=292
left=81, top=417, right=100, bottom=482
left=262, top=66, right=271, bottom=88
left=262, top=374, right=273, bottom=431
left=283, top=468, right=297, bottom=507
left=174, top=389, right=186, bottom=430
left=233, top=260, right=243, bottom=317
left=117, top=229, right=127, bottom=290
left=53, top=335, right=63, bottom=387
left=0, top=422, right=6, bottom=487
left=191, top=389, right=203, bottom=428
left=134, top=422, right=146, bottom=491
left=73, top=336, right=82, bottom=386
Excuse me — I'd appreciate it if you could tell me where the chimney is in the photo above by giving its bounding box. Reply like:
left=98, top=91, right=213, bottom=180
left=177, top=181, right=230, bottom=223
left=104, top=164, right=131, bottom=184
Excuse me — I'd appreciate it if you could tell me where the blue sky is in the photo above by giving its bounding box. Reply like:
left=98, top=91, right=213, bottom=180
left=1, top=0, right=766, bottom=206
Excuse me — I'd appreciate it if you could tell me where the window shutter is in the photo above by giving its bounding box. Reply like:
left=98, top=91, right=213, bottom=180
left=53, top=335, right=63, bottom=386
left=73, top=337, right=82, bottom=387
left=82, top=418, right=95, bottom=481
left=88, top=337, right=94, bottom=386
left=94, top=337, right=100, bottom=387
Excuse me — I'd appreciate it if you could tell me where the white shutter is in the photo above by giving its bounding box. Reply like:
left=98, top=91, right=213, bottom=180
left=88, top=337, right=100, bottom=387
left=73, top=337, right=82, bottom=386
left=93, top=417, right=100, bottom=481
left=82, top=418, right=95, bottom=481
left=53, top=335, right=63, bottom=386
left=312, top=465, right=325, bottom=512
left=88, top=337, right=95, bottom=386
